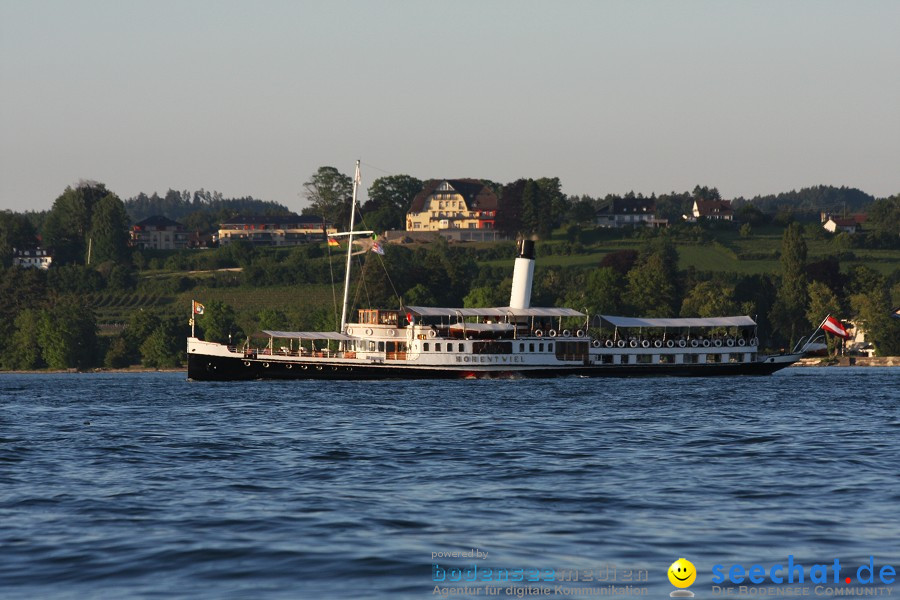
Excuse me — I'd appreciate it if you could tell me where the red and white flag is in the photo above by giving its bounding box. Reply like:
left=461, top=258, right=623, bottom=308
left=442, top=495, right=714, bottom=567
left=822, top=316, right=851, bottom=339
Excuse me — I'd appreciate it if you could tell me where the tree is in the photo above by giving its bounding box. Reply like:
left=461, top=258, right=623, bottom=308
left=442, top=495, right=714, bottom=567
left=771, top=223, right=808, bottom=346
left=851, top=286, right=900, bottom=356
left=140, top=316, right=187, bottom=368
left=363, top=174, right=423, bottom=233
left=43, top=181, right=116, bottom=265
left=199, top=300, right=242, bottom=344
left=806, top=281, right=842, bottom=356
left=302, top=166, right=353, bottom=228
left=680, top=281, right=739, bottom=318
left=0, top=211, right=38, bottom=267
left=37, top=300, right=99, bottom=369
left=625, top=253, right=678, bottom=317
left=4, top=309, right=44, bottom=370
left=88, top=194, right=131, bottom=264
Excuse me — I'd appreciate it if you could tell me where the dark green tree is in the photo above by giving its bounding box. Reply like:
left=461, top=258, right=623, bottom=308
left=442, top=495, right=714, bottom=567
left=37, top=300, right=99, bottom=369
left=88, top=195, right=131, bottom=264
left=199, top=300, right=243, bottom=344
left=771, top=223, right=808, bottom=345
left=363, top=174, right=423, bottom=233
left=43, top=181, right=116, bottom=265
left=681, top=281, right=739, bottom=318
left=5, top=309, right=45, bottom=370
left=302, top=166, right=353, bottom=228
left=625, top=254, right=678, bottom=317
left=0, top=211, right=39, bottom=267
left=140, top=316, right=187, bottom=368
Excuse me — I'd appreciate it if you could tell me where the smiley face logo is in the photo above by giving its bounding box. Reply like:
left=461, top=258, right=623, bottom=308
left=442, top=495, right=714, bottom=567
left=668, top=558, right=697, bottom=588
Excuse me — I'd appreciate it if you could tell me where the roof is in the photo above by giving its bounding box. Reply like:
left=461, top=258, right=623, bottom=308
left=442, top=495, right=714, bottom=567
left=828, top=217, right=858, bottom=227
left=220, top=214, right=330, bottom=226
left=134, top=215, right=184, bottom=228
left=448, top=322, right=516, bottom=332
left=596, top=198, right=656, bottom=215
left=694, top=199, right=734, bottom=216
left=256, top=330, right=354, bottom=340
left=406, top=306, right=585, bottom=318
left=599, top=315, right=756, bottom=328
left=408, top=179, right=499, bottom=213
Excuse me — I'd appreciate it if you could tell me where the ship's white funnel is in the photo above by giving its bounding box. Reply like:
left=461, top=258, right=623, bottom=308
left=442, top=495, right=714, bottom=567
left=509, top=239, right=535, bottom=309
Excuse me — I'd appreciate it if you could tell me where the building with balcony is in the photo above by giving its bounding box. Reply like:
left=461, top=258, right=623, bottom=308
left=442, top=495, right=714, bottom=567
left=406, top=180, right=499, bottom=233
left=217, top=214, right=337, bottom=246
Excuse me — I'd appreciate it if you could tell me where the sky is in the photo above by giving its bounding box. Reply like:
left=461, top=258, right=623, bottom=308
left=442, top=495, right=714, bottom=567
left=1, top=0, right=899, bottom=213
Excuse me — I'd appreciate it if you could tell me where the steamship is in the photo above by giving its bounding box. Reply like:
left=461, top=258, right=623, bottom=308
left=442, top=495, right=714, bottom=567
left=187, top=165, right=809, bottom=381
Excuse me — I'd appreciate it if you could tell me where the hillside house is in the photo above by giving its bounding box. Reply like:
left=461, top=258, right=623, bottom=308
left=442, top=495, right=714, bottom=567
left=691, top=199, right=734, bottom=221
left=131, top=216, right=191, bottom=250
left=406, top=180, right=499, bottom=233
left=217, top=215, right=337, bottom=246
left=595, top=198, right=664, bottom=228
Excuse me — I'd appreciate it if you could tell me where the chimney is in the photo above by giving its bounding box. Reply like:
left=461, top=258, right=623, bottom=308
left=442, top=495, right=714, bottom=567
left=509, top=239, right=535, bottom=309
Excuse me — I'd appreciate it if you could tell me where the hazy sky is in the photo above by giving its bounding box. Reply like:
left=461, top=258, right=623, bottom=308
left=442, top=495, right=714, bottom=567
left=2, top=0, right=898, bottom=213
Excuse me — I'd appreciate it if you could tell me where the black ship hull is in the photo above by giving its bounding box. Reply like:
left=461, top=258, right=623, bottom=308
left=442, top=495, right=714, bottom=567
left=188, top=352, right=798, bottom=381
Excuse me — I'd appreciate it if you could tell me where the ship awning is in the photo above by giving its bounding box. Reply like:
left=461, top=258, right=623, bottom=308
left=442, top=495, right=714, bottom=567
left=406, top=306, right=585, bottom=318
left=448, top=322, right=516, bottom=333
left=598, top=315, right=756, bottom=328
left=256, top=330, right=355, bottom=341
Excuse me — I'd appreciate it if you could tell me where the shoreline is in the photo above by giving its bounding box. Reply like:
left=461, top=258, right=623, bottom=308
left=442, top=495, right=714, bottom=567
left=2, top=359, right=899, bottom=374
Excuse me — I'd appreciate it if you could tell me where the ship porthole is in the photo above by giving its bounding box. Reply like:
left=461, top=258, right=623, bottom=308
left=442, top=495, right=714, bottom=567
left=331, top=366, right=338, bottom=371
left=243, top=361, right=251, bottom=367
left=286, top=364, right=292, bottom=369
left=207, top=363, right=216, bottom=370
left=366, top=328, right=373, bottom=336
left=389, top=329, right=396, bottom=337
left=301, top=365, right=308, bottom=370
left=263, top=362, right=270, bottom=368
left=316, top=365, right=323, bottom=370
left=347, top=328, right=353, bottom=335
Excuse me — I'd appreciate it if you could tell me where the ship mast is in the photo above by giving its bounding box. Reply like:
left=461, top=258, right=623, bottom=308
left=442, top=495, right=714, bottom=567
left=339, top=160, right=361, bottom=334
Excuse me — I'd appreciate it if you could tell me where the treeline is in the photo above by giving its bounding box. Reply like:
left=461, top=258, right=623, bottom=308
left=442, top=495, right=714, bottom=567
left=125, top=189, right=290, bottom=223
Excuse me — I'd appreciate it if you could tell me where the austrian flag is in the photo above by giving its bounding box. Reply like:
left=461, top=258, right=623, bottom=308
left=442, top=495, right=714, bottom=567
left=192, top=301, right=205, bottom=315
left=822, top=316, right=851, bottom=339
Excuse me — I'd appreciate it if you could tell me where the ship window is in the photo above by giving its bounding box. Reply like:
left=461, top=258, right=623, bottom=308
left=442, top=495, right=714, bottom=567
left=658, top=354, right=675, bottom=364
left=458, top=343, right=464, bottom=352
left=378, top=342, right=384, bottom=352
left=423, top=343, right=430, bottom=352
left=706, top=353, right=720, bottom=363
left=369, top=341, right=376, bottom=351
left=529, top=343, right=534, bottom=352
left=539, top=343, right=544, bottom=352
left=519, top=343, right=524, bottom=352
left=435, top=343, right=441, bottom=352
left=686, top=353, right=699, bottom=364
left=601, top=354, right=613, bottom=364
left=548, top=343, right=553, bottom=352
left=729, top=353, right=742, bottom=363
left=637, top=354, right=652, bottom=364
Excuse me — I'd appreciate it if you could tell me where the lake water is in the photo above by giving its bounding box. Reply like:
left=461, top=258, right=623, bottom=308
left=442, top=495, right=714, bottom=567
left=1, top=369, right=898, bottom=599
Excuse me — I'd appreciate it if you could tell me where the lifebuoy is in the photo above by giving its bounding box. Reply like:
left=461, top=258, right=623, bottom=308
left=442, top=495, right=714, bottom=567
left=389, top=329, right=396, bottom=337
left=605, top=340, right=614, bottom=348
left=642, top=340, right=650, bottom=348
left=630, top=339, right=638, bottom=348
left=678, top=340, right=686, bottom=348
left=750, top=337, right=759, bottom=346
left=714, top=339, right=723, bottom=347
left=562, top=330, right=571, bottom=337
left=428, top=329, right=437, bottom=338
left=738, top=338, right=746, bottom=347
left=593, top=340, right=602, bottom=348
left=535, top=329, right=543, bottom=337
left=666, top=340, right=675, bottom=348
left=576, top=330, right=585, bottom=338
left=702, top=339, right=711, bottom=348
left=726, top=338, right=735, bottom=347
left=548, top=330, right=557, bottom=338
left=690, top=340, right=699, bottom=348
left=654, top=340, right=662, bottom=348
left=365, top=328, right=373, bottom=336
left=617, top=340, right=626, bottom=348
